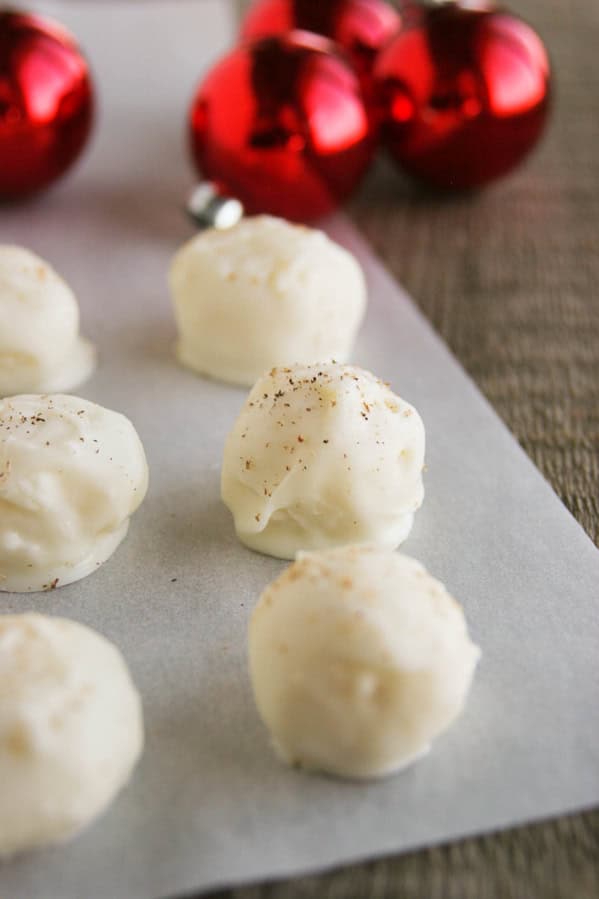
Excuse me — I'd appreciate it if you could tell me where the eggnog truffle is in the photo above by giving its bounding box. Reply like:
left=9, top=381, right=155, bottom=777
left=221, top=362, right=425, bottom=559
left=250, top=546, right=480, bottom=779
left=169, top=215, right=366, bottom=387
left=0, top=614, right=143, bottom=858
left=0, top=394, right=149, bottom=593
left=0, top=245, right=95, bottom=397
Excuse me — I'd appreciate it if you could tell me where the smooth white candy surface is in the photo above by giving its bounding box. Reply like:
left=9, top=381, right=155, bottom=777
left=169, top=215, right=366, bottom=387
left=0, top=245, right=96, bottom=397
left=221, top=362, right=425, bottom=559
left=0, top=394, right=149, bottom=593
left=0, top=614, right=143, bottom=858
left=250, top=546, right=481, bottom=779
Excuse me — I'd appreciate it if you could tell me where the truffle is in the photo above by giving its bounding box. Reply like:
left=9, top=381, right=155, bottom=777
left=249, top=546, right=481, bottom=779
left=0, top=394, right=149, bottom=592
left=0, top=245, right=95, bottom=397
left=0, top=614, right=143, bottom=857
left=169, top=216, right=366, bottom=386
left=221, top=362, right=425, bottom=559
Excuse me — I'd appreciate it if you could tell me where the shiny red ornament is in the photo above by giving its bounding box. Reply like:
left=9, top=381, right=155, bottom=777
left=374, top=2, right=551, bottom=189
left=189, top=32, right=376, bottom=221
left=241, top=0, right=402, bottom=92
left=0, top=10, right=93, bottom=199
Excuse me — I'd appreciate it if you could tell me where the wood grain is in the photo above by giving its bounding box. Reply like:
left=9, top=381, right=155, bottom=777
left=206, top=1, right=599, bottom=895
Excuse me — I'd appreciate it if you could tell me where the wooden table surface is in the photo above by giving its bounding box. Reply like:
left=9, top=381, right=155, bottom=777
left=209, top=1, right=599, bottom=896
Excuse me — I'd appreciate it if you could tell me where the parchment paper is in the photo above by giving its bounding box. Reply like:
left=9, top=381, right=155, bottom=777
left=1, top=3, right=598, bottom=898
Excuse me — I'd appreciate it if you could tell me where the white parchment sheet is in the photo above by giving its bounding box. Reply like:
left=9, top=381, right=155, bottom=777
left=1, top=3, right=598, bottom=898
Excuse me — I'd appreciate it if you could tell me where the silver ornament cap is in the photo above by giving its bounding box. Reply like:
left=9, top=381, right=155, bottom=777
left=187, top=182, right=244, bottom=230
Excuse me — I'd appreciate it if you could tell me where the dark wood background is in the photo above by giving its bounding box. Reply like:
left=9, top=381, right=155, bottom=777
left=208, top=1, right=599, bottom=896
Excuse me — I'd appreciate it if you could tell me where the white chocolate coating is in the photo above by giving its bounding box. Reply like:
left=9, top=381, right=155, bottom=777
left=250, top=546, right=481, bottom=779
left=0, top=246, right=96, bottom=396
left=0, top=614, right=143, bottom=858
left=221, top=362, right=425, bottom=559
left=169, top=216, right=366, bottom=387
left=0, top=394, right=149, bottom=593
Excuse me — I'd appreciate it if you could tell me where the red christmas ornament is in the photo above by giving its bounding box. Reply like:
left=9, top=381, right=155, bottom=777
left=241, top=0, right=402, bottom=92
left=189, top=32, right=376, bottom=221
left=0, top=10, right=93, bottom=199
left=374, top=2, right=551, bottom=189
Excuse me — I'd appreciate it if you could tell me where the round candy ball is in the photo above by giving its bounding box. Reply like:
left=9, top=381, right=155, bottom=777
left=0, top=245, right=96, bottom=396
left=0, top=394, right=149, bottom=593
left=0, top=10, right=94, bottom=199
left=241, top=0, right=401, bottom=92
left=189, top=31, right=376, bottom=221
left=221, top=362, right=425, bottom=559
left=170, top=216, right=366, bottom=387
left=249, top=545, right=481, bottom=779
left=373, top=3, right=551, bottom=189
left=0, top=614, right=143, bottom=857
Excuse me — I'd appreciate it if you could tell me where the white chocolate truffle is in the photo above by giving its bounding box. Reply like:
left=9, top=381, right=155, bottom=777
left=0, top=394, right=149, bottom=593
left=169, top=215, right=366, bottom=387
left=0, top=246, right=96, bottom=397
left=250, top=546, right=481, bottom=779
left=0, top=614, right=143, bottom=858
left=221, top=362, right=425, bottom=559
